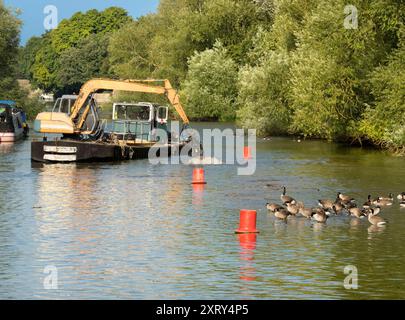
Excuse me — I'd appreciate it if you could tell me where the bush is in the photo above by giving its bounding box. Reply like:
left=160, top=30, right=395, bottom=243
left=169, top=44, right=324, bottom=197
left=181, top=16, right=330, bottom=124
left=22, top=95, right=45, bottom=120
left=288, top=49, right=361, bottom=140
left=237, top=50, right=291, bottom=135
left=360, top=44, right=405, bottom=152
left=181, top=42, right=238, bottom=121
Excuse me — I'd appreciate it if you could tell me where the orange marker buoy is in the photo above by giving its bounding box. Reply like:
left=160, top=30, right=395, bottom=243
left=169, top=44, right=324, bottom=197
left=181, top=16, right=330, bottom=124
left=243, top=146, right=252, bottom=160
left=192, top=168, right=207, bottom=185
left=235, top=210, right=259, bottom=234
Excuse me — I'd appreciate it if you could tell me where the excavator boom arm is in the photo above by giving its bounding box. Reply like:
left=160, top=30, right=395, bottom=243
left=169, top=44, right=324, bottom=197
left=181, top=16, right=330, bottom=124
left=72, top=79, right=189, bottom=129
left=35, top=78, right=189, bottom=135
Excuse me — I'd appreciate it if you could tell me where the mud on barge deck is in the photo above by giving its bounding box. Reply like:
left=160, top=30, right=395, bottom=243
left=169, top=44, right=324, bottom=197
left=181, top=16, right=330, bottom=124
left=31, top=139, right=184, bottom=163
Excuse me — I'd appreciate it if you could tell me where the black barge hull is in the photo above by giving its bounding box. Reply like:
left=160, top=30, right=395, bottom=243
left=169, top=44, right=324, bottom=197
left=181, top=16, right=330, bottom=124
left=31, top=140, right=182, bottom=163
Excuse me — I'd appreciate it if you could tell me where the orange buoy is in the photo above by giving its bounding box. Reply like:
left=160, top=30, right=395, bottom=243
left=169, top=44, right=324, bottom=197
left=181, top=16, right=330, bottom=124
left=235, top=210, right=259, bottom=234
left=243, top=146, right=252, bottom=160
left=192, top=168, right=207, bottom=185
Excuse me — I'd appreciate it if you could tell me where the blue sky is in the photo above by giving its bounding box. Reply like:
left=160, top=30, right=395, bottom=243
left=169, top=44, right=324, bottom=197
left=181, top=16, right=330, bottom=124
left=4, top=0, right=160, bottom=45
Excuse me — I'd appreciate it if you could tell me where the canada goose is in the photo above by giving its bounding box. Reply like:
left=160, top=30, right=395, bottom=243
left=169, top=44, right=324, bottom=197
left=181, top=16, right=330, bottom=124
left=338, top=192, right=354, bottom=202
left=348, top=207, right=365, bottom=219
left=299, top=206, right=313, bottom=219
left=379, top=193, right=394, bottom=201
left=286, top=202, right=300, bottom=216
left=400, top=201, right=405, bottom=208
left=274, top=207, right=290, bottom=220
left=281, top=187, right=296, bottom=205
left=363, top=207, right=381, bottom=218
left=397, top=192, right=405, bottom=200
left=318, top=199, right=335, bottom=211
left=296, top=201, right=305, bottom=209
left=373, top=198, right=393, bottom=206
left=345, top=201, right=356, bottom=209
left=311, top=208, right=328, bottom=223
left=332, top=202, right=344, bottom=215
left=367, top=208, right=387, bottom=227
left=364, top=206, right=381, bottom=216
left=345, top=202, right=358, bottom=214
left=266, top=203, right=283, bottom=212
left=363, top=195, right=372, bottom=209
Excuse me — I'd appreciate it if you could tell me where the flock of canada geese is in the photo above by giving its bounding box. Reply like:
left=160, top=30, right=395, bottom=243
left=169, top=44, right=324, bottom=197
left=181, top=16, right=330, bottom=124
left=266, top=187, right=405, bottom=227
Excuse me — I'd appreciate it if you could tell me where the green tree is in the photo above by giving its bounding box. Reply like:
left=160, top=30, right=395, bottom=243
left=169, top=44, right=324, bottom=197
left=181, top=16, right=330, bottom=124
left=287, top=0, right=394, bottom=140
left=30, top=34, right=59, bottom=92
left=237, top=0, right=404, bottom=148
left=360, top=40, right=405, bottom=152
left=0, top=0, right=21, bottom=100
left=186, top=0, right=273, bottom=63
left=0, top=1, right=21, bottom=97
left=108, top=15, right=160, bottom=79
left=109, top=0, right=274, bottom=84
left=50, top=7, right=131, bottom=54
left=0, top=1, right=20, bottom=75
left=0, top=1, right=44, bottom=119
left=17, top=36, right=44, bottom=79
left=181, top=42, right=238, bottom=121
left=28, top=7, right=131, bottom=93
left=236, top=0, right=313, bottom=134
left=55, top=34, right=111, bottom=94
left=237, top=51, right=291, bottom=135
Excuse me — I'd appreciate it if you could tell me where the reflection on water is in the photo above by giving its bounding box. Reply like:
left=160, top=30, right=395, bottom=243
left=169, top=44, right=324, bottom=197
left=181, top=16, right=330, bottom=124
left=238, top=234, right=257, bottom=282
left=0, top=143, right=15, bottom=154
left=192, top=184, right=206, bottom=207
left=0, top=124, right=405, bottom=299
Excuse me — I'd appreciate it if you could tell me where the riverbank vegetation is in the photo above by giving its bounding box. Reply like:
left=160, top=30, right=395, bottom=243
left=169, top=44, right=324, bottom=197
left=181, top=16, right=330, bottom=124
left=6, top=0, right=405, bottom=152
left=0, top=1, right=48, bottom=118
left=0, top=2, right=23, bottom=102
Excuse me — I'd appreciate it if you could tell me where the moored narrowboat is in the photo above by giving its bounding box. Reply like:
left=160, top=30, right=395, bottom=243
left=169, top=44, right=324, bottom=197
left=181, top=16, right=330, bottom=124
left=0, top=100, right=29, bottom=143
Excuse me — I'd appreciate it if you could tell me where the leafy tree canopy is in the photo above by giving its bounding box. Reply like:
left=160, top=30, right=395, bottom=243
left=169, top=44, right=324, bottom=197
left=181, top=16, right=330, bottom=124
left=26, top=7, right=131, bottom=93
left=0, top=0, right=20, bottom=78
left=181, top=42, right=239, bottom=121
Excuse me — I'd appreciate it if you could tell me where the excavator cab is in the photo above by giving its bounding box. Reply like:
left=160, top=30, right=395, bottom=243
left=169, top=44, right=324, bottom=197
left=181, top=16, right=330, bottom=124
left=110, top=102, right=169, bottom=143
left=51, top=95, right=78, bottom=115
left=36, top=94, right=101, bottom=138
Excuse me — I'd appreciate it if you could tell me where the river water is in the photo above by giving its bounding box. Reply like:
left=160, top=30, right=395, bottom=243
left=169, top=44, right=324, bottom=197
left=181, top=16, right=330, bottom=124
left=0, top=122, right=404, bottom=299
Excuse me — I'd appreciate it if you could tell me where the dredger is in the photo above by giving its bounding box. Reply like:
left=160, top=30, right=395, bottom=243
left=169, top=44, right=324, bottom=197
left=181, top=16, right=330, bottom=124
left=32, top=79, right=192, bottom=162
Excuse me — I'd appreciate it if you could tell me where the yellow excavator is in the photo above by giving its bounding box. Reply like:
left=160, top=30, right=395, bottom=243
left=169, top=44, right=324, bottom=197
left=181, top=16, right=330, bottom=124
left=32, top=79, right=193, bottom=162
left=34, top=78, right=189, bottom=136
